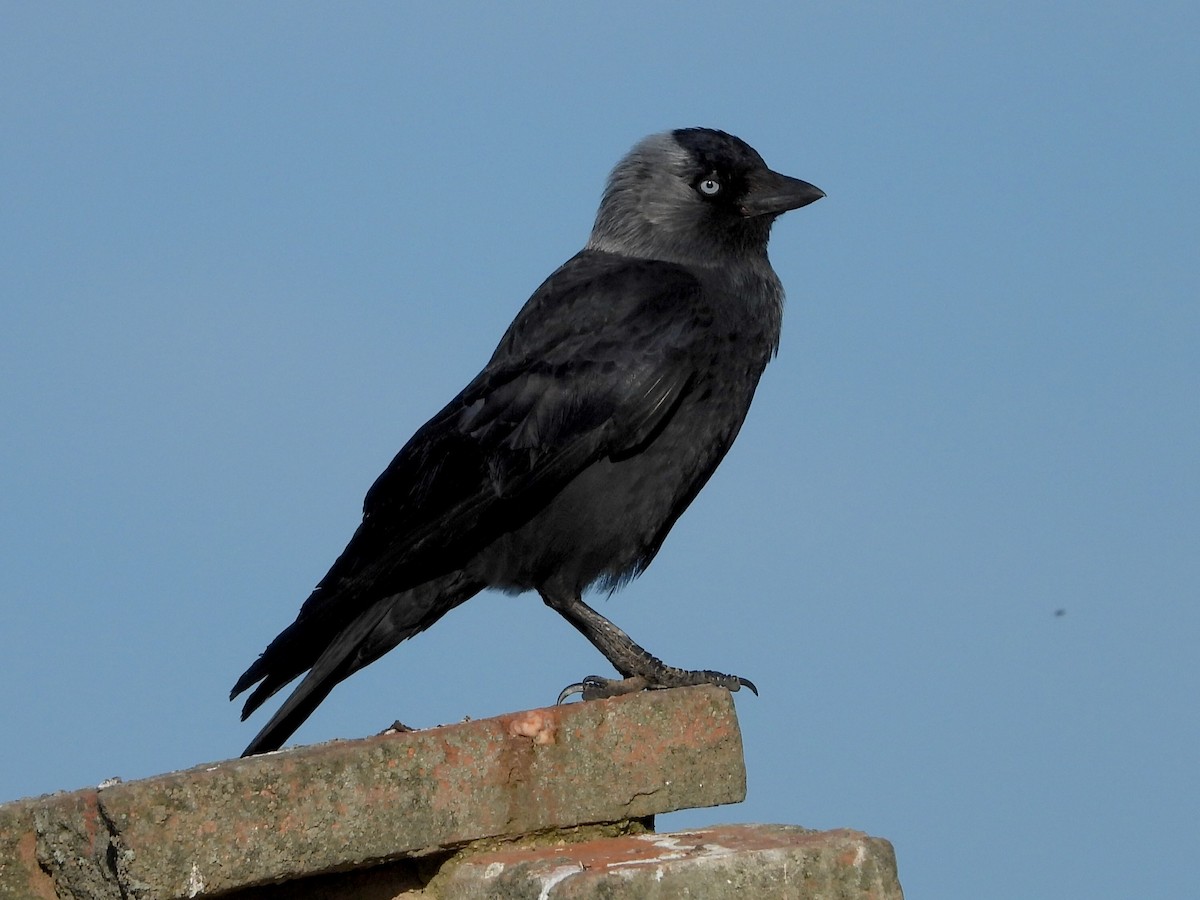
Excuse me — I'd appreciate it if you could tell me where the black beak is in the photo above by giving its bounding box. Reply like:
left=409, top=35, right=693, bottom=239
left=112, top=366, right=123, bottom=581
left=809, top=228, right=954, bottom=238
left=741, top=169, right=825, bottom=217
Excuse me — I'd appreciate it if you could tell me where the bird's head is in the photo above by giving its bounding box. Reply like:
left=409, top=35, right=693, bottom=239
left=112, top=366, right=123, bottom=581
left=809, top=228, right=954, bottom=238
left=587, top=128, right=824, bottom=265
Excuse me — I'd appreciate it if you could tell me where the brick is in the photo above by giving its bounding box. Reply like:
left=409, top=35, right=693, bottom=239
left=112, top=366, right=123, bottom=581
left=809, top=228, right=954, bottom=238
left=1, top=688, right=909, bottom=900
left=438, top=824, right=904, bottom=899
left=30, top=789, right=125, bottom=900
left=93, top=685, right=744, bottom=897
left=0, top=796, right=56, bottom=900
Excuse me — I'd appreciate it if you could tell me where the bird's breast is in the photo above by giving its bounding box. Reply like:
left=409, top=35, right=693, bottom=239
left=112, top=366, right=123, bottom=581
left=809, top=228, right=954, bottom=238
left=470, top=351, right=767, bottom=598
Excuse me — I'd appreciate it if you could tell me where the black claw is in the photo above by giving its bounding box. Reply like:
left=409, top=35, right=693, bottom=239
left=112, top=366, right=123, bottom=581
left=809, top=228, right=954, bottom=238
left=692, top=669, right=758, bottom=696
left=557, top=675, right=613, bottom=704
left=557, top=682, right=586, bottom=704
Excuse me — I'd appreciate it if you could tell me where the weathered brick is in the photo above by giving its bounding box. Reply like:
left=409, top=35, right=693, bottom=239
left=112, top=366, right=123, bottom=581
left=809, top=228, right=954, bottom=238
left=437, top=824, right=904, bottom=899
left=95, top=685, right=744, bottom=897
left=2, top=688, right=903, bottom=900
left=0, top=796, right=56, bottom=900
left=30, top=789, right=124, bottom=900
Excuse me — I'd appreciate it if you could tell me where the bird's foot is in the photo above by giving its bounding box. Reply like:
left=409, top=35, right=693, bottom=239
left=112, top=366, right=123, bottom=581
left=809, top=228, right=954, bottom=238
left=556, top=668, right=757, bottom=704
left=542, top=592, right=757, bottom=704
left=557, top=675, right=648, bottom=703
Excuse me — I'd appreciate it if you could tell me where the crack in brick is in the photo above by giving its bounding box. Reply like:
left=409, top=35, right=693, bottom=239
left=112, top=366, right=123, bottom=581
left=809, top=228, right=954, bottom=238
left=31, top=791, right=124, bottom=900
left=93, top=792, right=131, bottom=900
left=625, top=785, right=662, bottom=809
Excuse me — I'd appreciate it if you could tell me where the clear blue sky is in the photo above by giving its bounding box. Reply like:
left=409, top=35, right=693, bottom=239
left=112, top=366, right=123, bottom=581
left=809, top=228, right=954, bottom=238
left=2, top=4, right=1196, bottom=898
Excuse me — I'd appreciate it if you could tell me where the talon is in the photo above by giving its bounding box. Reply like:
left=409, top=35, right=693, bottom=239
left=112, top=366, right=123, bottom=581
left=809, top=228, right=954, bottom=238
left=558, top=675, right=651, bottom=703
left=556, top=682, right=587, bottom=705
left=557, top=675, right=614, bottom=703
left=700, top=669, right=758, bottom=696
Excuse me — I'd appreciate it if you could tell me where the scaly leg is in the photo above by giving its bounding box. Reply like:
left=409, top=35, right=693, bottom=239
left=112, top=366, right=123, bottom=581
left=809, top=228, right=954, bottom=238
left=541, top=590, right=757, bottom=703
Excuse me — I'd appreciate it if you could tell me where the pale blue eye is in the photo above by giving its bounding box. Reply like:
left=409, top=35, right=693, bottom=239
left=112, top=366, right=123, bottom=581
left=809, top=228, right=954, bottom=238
left=698, top=178, right=721, bottom=196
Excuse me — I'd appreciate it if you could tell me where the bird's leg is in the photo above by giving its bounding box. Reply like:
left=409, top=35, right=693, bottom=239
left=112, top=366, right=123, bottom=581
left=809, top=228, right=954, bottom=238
left=541, top=591, right=757, bottom=703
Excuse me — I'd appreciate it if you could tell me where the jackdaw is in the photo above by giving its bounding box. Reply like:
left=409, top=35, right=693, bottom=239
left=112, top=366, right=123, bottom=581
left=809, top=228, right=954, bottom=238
left=232, top=128, right=824, bottom=756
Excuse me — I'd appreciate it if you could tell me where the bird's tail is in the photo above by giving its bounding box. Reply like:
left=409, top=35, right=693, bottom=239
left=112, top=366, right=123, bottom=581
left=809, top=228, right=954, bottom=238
left=233, top=573, right=482, bottom=756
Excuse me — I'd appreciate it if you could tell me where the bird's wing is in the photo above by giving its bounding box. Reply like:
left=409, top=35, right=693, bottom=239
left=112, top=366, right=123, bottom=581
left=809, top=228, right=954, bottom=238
left=319, top=252, right=708, bottom=604
left=232, top=253, right=710, bottom=712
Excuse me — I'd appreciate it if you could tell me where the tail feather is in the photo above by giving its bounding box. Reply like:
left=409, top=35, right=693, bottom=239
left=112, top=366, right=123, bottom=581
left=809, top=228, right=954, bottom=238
left=240, top=599, right=394, bottom=756
left=235, top=573, right=483, bottom=756
left=231, top=600, right=340, bottom=719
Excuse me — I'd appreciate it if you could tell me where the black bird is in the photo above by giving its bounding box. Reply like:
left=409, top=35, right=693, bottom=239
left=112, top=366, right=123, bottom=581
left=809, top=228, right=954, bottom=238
left=232, top=128, right=824, bottom=756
